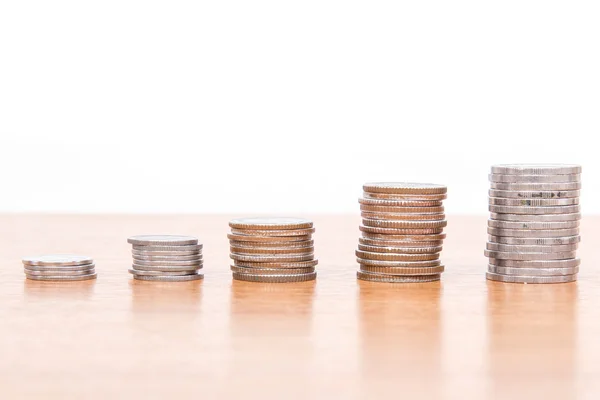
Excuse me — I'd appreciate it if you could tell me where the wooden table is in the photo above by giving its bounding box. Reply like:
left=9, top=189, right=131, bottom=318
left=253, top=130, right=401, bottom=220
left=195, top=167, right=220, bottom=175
left=0, top=215, right=598, bottom=399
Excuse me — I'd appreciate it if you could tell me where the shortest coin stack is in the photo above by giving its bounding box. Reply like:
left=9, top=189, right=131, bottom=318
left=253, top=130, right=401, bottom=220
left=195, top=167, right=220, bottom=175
left=127, top=235, right=204, bottom=281
left=23, top=255, right=97, bottom=281
left=228, top=217, right=318, bottom=283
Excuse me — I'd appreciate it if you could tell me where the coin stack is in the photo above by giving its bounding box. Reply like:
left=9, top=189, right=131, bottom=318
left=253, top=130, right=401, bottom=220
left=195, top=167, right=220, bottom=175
left=22, top=255, right=97, bottom=281
left=228, top=217, right=318, bottom=283
left=127, top=235, right=204, bottom=281
left=356, top=182, right=448, bottom=283
left=485, top=164, right=582, bottom=284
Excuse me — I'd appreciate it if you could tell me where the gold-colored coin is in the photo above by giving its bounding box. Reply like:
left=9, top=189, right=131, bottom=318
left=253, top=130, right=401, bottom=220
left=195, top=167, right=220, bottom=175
left=357, top=243, right=443, bottom=254
left=362, top=219, right=447, bottom=229
left=360, top=204, right=445, bottom=213
left=230, top=227, right=315, bottom=237
left=362, top=182, right=447, bottom=195
left=357, top=271, right=441, bottom=282
left=234, top=259, right=319, bottom=269
left=359, top=237, right=444, bottom=247
left=359, top=265, right=445, bottom=275
left=227, top=233, right=312, bottom=242
left=355, top=250, right=439, bottom=261
left=230, top=265, right=315, bottom=275
left=362, top=232, right=446, bottom=241
left=230, top=253, right=314, bottom=263
left=360, top=225, right=444, bottom=235
left=359, top=198, right=443, bottom=207
left=229, top=217, right=313, bottom=230
left=362, top=192, right=447, bottom=200
left=361, top=212, right=445, bottom=221
left=230, top=246, right=314, bottom=255
left=357, top=257, right=441, bottom=268
left=232, top=272, right=317, bottom=283
left=229, top=239, right=314, bottom=248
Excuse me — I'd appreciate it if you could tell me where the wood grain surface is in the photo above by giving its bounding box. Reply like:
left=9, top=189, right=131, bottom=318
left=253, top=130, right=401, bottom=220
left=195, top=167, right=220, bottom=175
left=0, top=214, right=598, bottom=399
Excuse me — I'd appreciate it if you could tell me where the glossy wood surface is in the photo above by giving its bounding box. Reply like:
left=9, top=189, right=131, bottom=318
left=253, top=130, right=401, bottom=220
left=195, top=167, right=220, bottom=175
left=0, top=215, right=598, bottom=399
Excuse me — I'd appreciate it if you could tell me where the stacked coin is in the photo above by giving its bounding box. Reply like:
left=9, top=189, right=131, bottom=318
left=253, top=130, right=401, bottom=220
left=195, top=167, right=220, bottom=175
left=128, top=235, right=204, bottom=281
left=228, top=217, right=318, bottom=283
left=356, top=182, right=448, bottom=283
left=23, top=255, right=97, bottom=281
left=485, top=164, right=582, bottom=284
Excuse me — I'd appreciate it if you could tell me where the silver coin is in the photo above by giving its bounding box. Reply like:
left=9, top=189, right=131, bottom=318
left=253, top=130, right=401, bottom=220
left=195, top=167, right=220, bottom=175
left=489, top=174, right=580, bottom=183
left=359, top=237, right=444, bottom=248
left=127, top=235, right=198, bottom=246
left=23, top=263, right=96, bottom=271
left=25, top=273, right=97, bottom=281
left=233, top=259, right=319, bottom=269
left=132, top=258, right=202, bottom=266
left=358, top=198, right=444, bottom=207
left=357, top=243, right=443, bottom=254
left=487, top=219, right=579, bottom=230
left=487, top=227, right=579, bottom=238
left=488, top=197, right=579, bottom=206
left=490, top=182, right=581, bottom=191
left=132, top=244, right=203, bottom=252
left=489, top=205, right=580, bottom=214
left=230, top=253, right=314, bottom=262
left=24, top=268, right=95, bottom=276
left=22, top=254, right=94, bottom=266
left=488, top=189, right=580, bottom=199
left=491, top=164, right=581, bottom=175
left=357, top=271, right=441, bottom=283
left=362, top=182, right=447, bottom=194
left=229, top=217, right=313, bottom=230
left=132, top=249, right=201, bottom=257
left=131, top=263, right=203, bottom=272
left=486, top=272, right=577, bottom=284
left=132, top=254, right=203, bottom=262
left=489, top=212, right=581, bottom=222
left=356, top=257, right=441, bottom=268
left=361, top=212, right=446, bottom=221
left=488, top=258, right=580, bottom=268
left=484, top=249, right=577, bottom=260
left=485, top=242, right=578, bottom=253
left=128, top=269, right=196, bottom=276
left=488, top=235, right=580, bottom=245
left=488, top=265, right=579, bottom=276
left=133, top=273, right=204, bottom=282
left=362, top=192, right=447, bottom=200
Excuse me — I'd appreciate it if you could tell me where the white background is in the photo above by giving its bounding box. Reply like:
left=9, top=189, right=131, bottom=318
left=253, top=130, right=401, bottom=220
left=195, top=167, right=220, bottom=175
left=0, top=1, right=598, bottom=214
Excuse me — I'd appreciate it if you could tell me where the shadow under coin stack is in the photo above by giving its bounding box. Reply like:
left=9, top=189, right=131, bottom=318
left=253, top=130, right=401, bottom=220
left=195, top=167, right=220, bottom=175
left=356, top=182, right=448, bottom=283
left=485, top=164, right=582, bottom=284
left=228, top=217, right=318, bottom=283
left=127, top=235, right=204, bottom=281
left=22, top=255, right=97, bottom=281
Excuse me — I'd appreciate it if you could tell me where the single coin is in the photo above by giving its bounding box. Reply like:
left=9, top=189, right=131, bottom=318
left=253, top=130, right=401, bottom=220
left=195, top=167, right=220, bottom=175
left=487, top=227, right=579, bottom=238
left=357, top=271, right=441, bottom=283
left=133, top=274, right=204, bottom=282
left=486, top=272, right=577, bottom=284
left=132, top=244, right=203, bottom=252
left=229, top=228, right=315, bottom=237
left=356, top=250, right=439, bottom=261
left=227, top=233, right=312, bottom=242
left=233, top=259, right=319, bottom=269
left=488, top=212, right=581, bottom=222
left=485, top=242, right=578, bottom=253
left=22, top=255, right=94, bottom=267
left=25, top=273, right=97, bottom=281
left=488, top=258, right=580, bottom=268
left=359, top=237, right=444, bottom=248
left=360, top=225, right=444, bottom=235
left=229, top=246, right=314, bottom=255
left=487, top=265, right=579, bottom=276
left=361, top=212, right=446, bottom=221
left=362, top=219, right=447, bottom=229
left=229, top=217, right=313, bottom=230
left=362, top=192, right=447, bottom=200
left=491, top=164, right=582, bottom=175
left=127, top=235, right=198, bottom=246
left=488, top=235, right=580, bottom=245
left=484, top=249, right=577, bottom=260
left=232, top=272, right=317, bottom=283
left=132, top=258, right=203, bottom=266
left=489, top=197, right=579, bottom=206
left=359, top=265, right=445, bottom=275
left=132, top=254, right=203, bottom=261
left=229, top=239, right=314, bottom=248
left=489, top=174, right=580, bottom=183
left=362, top=182, right=447, bottom=195
left=131, top=263, right=203, bottom=272
left=230, top=253, right=314, bottom=263
left=362, top=232, right=447, bottom=241
left=131, top=249, right=201, bottom=256
left=128, top=269, right=196, bottom=276
left=24, top=268, right=95, bottom=276
left=23, top=263, right=96, bottom=272
left=230, top=265, right=315, bottom=275
left=488, top=189, right=580, bottom=199
left=358, top=243, right=443, bottom=254
left=357, top=258, right=441, bottom=268
left=489, top=205, right=580, bottom=215
left=358, top=198, right=443, bottom=207
left=490, top=182, right=581, bottom=191
left=360, top=204, right=445, bottom=213
left=487, top=219, right=579, bottom=230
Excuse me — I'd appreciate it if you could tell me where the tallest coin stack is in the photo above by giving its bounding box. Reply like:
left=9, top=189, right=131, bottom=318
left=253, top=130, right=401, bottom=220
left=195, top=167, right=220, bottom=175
left=485, top=164, right=582, bottom=284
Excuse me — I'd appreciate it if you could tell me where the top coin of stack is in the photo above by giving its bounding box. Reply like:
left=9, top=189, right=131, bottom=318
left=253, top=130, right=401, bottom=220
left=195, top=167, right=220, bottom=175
left=485, top=164, right=582, bottom=284
left=22, top=254, right=97, bottom=281
left=228, top=217, right=318, bottom=283
left=356, top=182, right=448, bottom=283
left=127, top=235, right=204, bottom=282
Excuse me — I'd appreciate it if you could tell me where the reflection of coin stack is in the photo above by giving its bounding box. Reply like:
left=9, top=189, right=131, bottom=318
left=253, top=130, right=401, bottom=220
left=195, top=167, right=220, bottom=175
left=485, top=164, right=582, bottom=284
left=22, top=255, right=97, bottom=281
left=127, top=235, right=204, bottom=281
left=228, top=218, right=318, bottom=283
left=356, top=183, right=448, bottom=283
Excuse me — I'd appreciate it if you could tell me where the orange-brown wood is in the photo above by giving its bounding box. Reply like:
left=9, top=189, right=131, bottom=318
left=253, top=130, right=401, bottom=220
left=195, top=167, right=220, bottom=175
left=0, top=215, right=598, bottom=399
